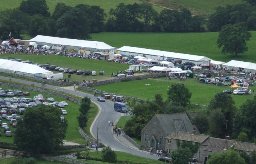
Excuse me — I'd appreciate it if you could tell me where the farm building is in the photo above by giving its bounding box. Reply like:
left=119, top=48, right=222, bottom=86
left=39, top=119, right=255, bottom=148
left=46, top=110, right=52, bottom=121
left=117, top=46, right=211, bottom=66
left=0, top=59, right=63, bottom=80
left=29, top=35, right=115, bottom=55
left=223, top=60, right=256, bottom=72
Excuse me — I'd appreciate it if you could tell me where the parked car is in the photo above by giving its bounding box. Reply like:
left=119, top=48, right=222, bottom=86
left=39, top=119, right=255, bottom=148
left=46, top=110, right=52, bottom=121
left=97, top=97, right=105, bottom=102
left=233, top=87, right=251, bottom=95
left=61, top=109, right=67, bottom=115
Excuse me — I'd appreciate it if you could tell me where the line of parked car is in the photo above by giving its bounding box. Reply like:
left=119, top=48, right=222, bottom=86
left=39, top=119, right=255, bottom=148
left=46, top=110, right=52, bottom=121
left=0, top=87, right=68, bottom=137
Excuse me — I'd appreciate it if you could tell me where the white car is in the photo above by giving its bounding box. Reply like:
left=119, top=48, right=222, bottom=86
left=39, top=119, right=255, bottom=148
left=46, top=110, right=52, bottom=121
left=61, top=109, right=67, bottom=115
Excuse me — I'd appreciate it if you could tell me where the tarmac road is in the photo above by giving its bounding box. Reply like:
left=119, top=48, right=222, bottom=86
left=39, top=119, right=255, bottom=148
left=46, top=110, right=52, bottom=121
left=0, top=76, right=158, bottom=160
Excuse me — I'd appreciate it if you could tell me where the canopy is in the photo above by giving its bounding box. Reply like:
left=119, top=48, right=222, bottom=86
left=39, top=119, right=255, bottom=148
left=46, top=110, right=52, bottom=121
left=30, top=35, right=114, bottom=50
left=223, top=60, right=256, bottom=72
left=149, top=66, right=171, bottom=72
left=118, top=46, right=211, bottom=62
left=230, top=83, right=239, bottom=89
left=160, top=61, right=174, bottom=67
left=191, top=66, right=202, bottom=69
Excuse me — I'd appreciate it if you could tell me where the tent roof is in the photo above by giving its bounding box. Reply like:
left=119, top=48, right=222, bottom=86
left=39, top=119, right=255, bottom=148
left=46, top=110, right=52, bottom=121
left=149, top=66, right=170, bottom=71
left=223, top=60, right=256, bottom=71
left=118, top=46, right=210, bottom=62
left=211, top=60, right=225, bottom=65
left=0, top=59, right=52, bottom=75
left=30, top=35, right=114, bottom=50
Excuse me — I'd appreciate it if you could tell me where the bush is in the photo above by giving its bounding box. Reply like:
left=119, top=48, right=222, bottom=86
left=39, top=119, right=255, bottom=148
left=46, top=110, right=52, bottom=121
left=101, top=146, right=117, bottom=163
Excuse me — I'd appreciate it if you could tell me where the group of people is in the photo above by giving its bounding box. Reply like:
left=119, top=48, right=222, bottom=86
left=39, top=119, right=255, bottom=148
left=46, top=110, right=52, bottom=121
left=108, top=121, right=122, bottom=136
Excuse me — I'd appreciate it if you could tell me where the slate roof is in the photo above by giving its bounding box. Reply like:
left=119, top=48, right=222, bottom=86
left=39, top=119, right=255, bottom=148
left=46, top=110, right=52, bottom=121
left=142, top=113, right=194, bottom=134
left=166, top=132, right=209, bottom=143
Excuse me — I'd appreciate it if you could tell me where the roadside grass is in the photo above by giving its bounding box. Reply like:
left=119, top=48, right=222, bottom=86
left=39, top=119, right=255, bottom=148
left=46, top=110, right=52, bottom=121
left=0, top=0, right=139, bottom=13
left=117, top=116, right=132, bottom=129
left=83, top=151, right=163, bottom=164
left=91, top=32, right=256, bottom=62
left=0, top=54, right=128, bottom=81
left=85, top=103, right=99, bottom=135
left=96, top=78, right=256, bottom=108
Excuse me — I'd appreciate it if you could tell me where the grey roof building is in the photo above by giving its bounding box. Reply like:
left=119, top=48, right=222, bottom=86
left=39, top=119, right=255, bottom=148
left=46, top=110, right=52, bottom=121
left=141, top=113, right=195, bottom=151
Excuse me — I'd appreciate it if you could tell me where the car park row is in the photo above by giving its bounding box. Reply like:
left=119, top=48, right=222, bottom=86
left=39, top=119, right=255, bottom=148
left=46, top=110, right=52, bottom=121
left=0, top=87, right=68, bottom=137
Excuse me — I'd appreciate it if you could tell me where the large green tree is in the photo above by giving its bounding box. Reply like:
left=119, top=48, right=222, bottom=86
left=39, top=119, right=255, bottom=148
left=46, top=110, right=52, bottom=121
left=171, top=147, right=192, bottom=164
left=209, top=92, right=236, bottom=136
left=217, top=23, right=251, bottom=56
left=207, top=149, right=246, bottom=164
left=19, top=0, right=50, bottom=16
left=14, top=105, right=67, bottom=154
left=167, top=83, right=191, bottom=108
left=208, top=109, right=226, bottom=138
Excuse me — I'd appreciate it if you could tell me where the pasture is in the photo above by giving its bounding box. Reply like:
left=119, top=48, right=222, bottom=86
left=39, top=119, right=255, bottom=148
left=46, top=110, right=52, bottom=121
left=96, top=78, right=255, bottom=108
left=0, top=0, right=139, bottom=13
left=91, top=32, right=256, bottom=63
left=0, top=54, right=128, bottom=81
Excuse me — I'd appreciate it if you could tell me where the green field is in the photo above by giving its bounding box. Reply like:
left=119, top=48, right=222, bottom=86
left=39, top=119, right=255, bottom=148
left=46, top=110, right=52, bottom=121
left=91, top=32, right=256, bottom=62
left=82, top=151, right=163, bottom=164
left=0, top=54, right=128, bottom=81
left=0, top=0, right=139, bottom=13
left=96, top=78, right=255, bottom=108
left=0, top=157, right=62, bottom=164
left=158, top=0, right=242, bottom=15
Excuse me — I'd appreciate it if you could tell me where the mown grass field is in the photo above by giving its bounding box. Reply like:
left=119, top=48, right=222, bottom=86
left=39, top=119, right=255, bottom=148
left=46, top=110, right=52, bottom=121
left=83, top=151, right=163, bottom=164
left=91, top=32, right=256, bottom=63
left=0, top=54, right=128, bottom=81
left=158, top=0, right=242, bottom=15
left=96, top=78, right=255, bottom=108
left=0, top=0, right=139, bottom=13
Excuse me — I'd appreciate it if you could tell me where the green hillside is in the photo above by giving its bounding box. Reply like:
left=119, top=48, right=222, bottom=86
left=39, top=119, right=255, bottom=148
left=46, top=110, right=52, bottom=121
left=0, top=0, right=139, bottom=13
left=90, top=32, right=256, bottom=62
left=0, top=0, right=243, bottom=15
left=149, top=0, right=243, bottom=15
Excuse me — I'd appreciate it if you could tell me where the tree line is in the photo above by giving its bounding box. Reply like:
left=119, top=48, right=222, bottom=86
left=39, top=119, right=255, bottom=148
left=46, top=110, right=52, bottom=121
left=4, top=0, right=256, bottom=39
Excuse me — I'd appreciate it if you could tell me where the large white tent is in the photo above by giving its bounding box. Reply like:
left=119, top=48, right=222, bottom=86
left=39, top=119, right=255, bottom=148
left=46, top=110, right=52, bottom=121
left=223, top=60, right=256, bottom=72
left=0, top=59, right=63, bottom=80
left=117, top=46, right=211, bottom=66
left=30, top=35, right=115, bottom=51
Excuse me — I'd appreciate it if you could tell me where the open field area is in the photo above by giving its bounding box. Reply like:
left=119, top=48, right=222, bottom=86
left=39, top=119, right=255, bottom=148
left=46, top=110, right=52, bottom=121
left=83, top=151, right=163, bottom=164
left=0, top=0, right=242, bottom=15
left=96, top=78, right=255, bottom=108
left=0, top=54, right=128, bottom=81
left=91, top=32, right=256, bottom=63
left=154, top=0, right=242, bottom=15
left=0, top=0, right=139, bottom=13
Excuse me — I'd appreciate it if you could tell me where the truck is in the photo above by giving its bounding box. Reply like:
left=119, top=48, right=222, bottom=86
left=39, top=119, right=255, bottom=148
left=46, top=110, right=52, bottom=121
left=114, top=102, right=128, bottom=113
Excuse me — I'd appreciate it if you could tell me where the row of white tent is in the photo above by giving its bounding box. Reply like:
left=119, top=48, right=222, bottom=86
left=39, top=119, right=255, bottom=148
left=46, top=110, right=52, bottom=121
left=0, top=59, right=63, bottom=80
left=24, top=35, right=256, bottom=73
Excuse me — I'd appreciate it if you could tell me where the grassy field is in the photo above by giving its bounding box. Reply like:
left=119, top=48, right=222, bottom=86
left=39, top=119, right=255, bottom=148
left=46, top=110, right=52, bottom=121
left=0, top=157, right=62, bottom=164
left=156, top=0, right=242, bottom=15
left=91, top=32, right=256, bottom=62
left=0, top=54, right=128, bottom=81
left=0, top=0, right=139, bottom=13
left=117, top=116, right=132, bottom=129
left=96, top=78, right=255, bottom=108
left=82, top=151, right=163, bottom=164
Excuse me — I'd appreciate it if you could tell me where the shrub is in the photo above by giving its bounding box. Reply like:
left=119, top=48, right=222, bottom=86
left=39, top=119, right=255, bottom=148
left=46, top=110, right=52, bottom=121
left=101, top=146, right=117, bottom=163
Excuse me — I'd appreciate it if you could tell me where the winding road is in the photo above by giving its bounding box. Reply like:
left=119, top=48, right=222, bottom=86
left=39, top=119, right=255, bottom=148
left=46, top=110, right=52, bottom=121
left=0, top=76, right=158, bottom=160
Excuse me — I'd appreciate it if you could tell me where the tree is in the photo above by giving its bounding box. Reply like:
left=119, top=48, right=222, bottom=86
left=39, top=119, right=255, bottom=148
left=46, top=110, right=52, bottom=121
left=20, top=0, right=50, bottom=16
left=29, top=15, right=54, bottom=36
left=236, top=96, right=256, bottom=140
left=245, top=0, right=256, bottom=5
left=167, top=83, right=191, bottom=108
left=207, top=149, right=246, bottom=164
left=208, top=109, right=226, bottom=138
left=193, top=112, right=209, bottom=133
left=78, top=114, right=87, bottom=128
left=0, top=9, right=29, bottom=40
left=209, top=93, right=236, bottom=135
left=52, top=3, right=72, bottom=20
left=101, top=147, right=117, bottom=163
left=79, top=97, right=91, bottom=115
left=217, top=23, right=251, bottom=56
left=55, top=7, right=90, bottom=39
left=14, top=105, right=67, bottom=154
left=171, top=147, right=192, bottom=164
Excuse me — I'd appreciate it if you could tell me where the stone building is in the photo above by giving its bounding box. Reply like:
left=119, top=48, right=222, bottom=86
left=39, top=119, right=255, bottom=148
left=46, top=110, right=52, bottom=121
left=141, top=113, right=195, bottom=151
